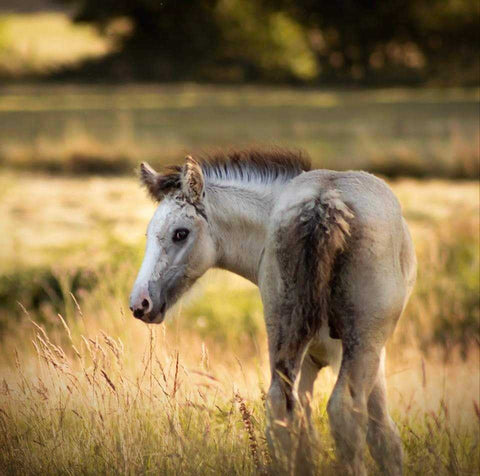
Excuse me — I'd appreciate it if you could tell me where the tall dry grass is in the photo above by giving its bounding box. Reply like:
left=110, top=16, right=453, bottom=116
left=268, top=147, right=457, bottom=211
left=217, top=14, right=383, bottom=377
left=0, top=172, right=478, bottom=474
left=0, top=301, right=478, bottom=475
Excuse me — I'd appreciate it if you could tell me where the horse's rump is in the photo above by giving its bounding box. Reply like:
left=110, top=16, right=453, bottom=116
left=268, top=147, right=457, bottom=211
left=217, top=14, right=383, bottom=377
left=273, top=188, right=354, bottom=354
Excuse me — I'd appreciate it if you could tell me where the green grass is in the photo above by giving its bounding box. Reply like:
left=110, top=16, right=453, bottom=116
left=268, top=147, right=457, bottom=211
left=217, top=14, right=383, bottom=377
left=0, top=85, right=478, bottom=178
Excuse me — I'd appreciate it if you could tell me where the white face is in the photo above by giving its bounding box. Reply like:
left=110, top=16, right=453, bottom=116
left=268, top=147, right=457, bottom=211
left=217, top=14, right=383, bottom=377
left=129, top=193, right=215, bottom=324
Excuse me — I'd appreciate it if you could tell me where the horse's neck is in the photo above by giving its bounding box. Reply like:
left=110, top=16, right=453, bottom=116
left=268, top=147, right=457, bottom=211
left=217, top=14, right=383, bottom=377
left=205, top=183, right=277, bottom=283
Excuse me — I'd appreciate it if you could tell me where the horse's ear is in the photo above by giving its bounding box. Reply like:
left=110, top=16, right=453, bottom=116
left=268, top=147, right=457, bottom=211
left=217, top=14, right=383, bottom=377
left=181, top=155, right=204, bottom=203
left=139, top=162, right=162, bottom=201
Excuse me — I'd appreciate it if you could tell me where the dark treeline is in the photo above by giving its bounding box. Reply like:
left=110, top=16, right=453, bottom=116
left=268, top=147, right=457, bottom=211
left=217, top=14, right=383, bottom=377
left=58, top=0, right=479, bottom=85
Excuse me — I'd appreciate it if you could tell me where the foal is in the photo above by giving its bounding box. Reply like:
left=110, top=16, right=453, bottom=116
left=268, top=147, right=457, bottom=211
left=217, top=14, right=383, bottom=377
left=130, top=149, right=417, bottom=475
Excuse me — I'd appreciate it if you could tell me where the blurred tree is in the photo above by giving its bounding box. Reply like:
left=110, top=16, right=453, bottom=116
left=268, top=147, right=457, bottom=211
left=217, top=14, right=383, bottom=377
left=264, top=0, right=480, bottom=84
left=57, top=0, right=223, bottom=79
left=57, top=0, right=479, bottom=84
left=56, top=0, right=315, bottom=81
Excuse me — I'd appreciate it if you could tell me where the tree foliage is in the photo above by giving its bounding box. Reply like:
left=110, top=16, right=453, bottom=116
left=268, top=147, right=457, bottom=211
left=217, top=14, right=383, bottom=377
left=270, top=0, right=479, bottom=84
left=57, top=0, right=479, bottom=84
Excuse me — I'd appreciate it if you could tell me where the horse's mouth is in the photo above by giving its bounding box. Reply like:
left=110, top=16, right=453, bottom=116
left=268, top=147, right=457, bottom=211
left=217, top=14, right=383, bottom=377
left=148, top=301, right=167, bottom=324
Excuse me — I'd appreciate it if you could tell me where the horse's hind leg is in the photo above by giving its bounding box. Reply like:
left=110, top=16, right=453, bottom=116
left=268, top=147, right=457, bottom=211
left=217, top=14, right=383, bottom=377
left=266, top=337, right=306, bottom=468
left=298, top=353, right=323, bottom=430
left=327, top=339, right=382, bottom=476
left=267, top=336, right=335, bottom=475
left=366, top=348, right=403, bottom=476
left=295, top=353, right=326, bottom=469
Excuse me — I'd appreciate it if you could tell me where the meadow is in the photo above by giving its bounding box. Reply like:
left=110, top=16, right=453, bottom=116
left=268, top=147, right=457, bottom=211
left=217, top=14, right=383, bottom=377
left=0, top=85, right=478, bottom=179
left=0, top=86, right=479, bottom=474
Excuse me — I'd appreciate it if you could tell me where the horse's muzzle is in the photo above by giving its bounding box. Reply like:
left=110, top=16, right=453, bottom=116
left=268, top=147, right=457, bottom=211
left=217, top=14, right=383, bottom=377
left=130, top=289, right=167, bottom=324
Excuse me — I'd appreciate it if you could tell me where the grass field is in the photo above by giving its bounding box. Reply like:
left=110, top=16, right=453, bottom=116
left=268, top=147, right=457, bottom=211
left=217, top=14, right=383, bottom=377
left=0, top=170, right=478, bottom=474
left=0, top=85, right=479, bottom=474
left=0, top=85, right=478, bottom=178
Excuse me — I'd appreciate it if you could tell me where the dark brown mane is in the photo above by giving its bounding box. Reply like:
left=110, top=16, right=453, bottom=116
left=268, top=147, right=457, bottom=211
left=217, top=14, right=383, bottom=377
left=154, top=147, right=311, bottom=195
left=198, top=147, right=311, bottom=183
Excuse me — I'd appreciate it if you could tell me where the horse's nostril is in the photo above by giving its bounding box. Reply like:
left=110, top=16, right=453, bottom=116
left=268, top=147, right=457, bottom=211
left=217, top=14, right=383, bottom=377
left=142, top=299, right=149, bottom=309
left=133, top=309, right=144, bottom=318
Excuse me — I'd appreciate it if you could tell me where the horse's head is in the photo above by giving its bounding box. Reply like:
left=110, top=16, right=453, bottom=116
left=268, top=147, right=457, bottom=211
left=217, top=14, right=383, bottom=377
left=129, top=156, right=215, bottom=324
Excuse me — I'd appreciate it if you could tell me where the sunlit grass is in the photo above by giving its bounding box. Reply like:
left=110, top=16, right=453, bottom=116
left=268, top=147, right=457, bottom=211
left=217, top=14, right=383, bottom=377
left=0, top=171, right=478, bottom=474
left=0, top=172, right=478, bottom=354
left=0, top=86, right=478, bottom=178
left=0, top=304, right=478, bottom=475
left=0, top=13, right=110, bottom=77
left=0, top=85, right=477, bottom=112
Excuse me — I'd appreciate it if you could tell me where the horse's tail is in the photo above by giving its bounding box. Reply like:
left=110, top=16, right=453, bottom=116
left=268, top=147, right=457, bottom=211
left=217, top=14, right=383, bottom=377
left=275, top=189, right=354, bottom=344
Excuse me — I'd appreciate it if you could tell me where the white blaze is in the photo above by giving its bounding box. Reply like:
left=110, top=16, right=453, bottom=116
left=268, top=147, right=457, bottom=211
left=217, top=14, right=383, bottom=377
left=130, top=204, right=170, bottom=307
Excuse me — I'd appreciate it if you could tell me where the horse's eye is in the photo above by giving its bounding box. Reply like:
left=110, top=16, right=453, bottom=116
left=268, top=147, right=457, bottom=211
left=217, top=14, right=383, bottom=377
left=172, top=228, right=190, bottom=243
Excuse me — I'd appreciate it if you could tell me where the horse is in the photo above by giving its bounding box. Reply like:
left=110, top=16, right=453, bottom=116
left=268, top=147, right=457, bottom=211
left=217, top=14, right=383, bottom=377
left=129, top=148, right=417, bottom=475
